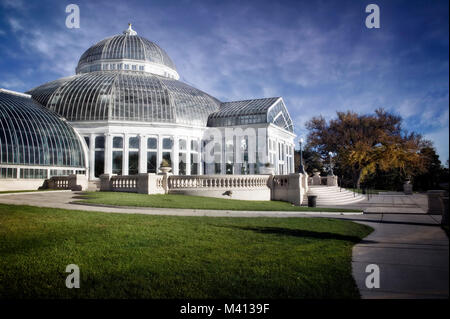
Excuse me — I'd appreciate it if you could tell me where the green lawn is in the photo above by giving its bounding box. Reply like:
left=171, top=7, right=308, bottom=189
left=0, top=204, right=372, bottom=299
left=77, top=192, right=362, bottom=212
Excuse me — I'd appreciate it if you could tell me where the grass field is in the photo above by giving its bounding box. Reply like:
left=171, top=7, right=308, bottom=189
left=0, top=203, right=372, bottom=299
left=77, top=192, right=362, bottom=212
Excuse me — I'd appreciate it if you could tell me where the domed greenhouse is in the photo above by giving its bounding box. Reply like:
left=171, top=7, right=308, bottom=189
left=1, top=24, right=296, bottom=184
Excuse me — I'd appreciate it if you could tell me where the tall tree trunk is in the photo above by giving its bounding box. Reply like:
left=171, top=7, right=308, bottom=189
left=356, top=169, right=363, bottom=189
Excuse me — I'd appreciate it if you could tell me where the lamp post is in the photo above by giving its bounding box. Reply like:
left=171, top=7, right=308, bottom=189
left=328, top=151, right=334, bottom=176
left=299, top=138, right=306, bottom=174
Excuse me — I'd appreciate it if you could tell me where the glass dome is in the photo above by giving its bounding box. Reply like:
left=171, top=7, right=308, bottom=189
left=27, top=71, right=221, bottom=127
left=0, top=89, right=86, bottom=168
left=76, top=24, right=179, bottom=79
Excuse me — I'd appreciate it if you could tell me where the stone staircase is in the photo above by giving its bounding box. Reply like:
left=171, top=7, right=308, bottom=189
left=306, top=185, right=366, bottom=206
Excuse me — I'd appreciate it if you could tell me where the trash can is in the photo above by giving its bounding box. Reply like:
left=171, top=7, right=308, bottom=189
left=308, top=195, right=317, bottom=207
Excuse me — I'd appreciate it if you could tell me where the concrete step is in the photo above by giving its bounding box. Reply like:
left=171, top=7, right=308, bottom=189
left=87, top=180, right=100, bottom=191
left=311, top=194, right=365, bottom=200
left=308, top=191, right=365, bottom=198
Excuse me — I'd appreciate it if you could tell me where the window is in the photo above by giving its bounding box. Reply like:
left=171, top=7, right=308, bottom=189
left=128, top=137, right=139, bottom=175
left=129, top=151, right=139, bottom=175
left=147, top=151, right=157, bottom=173
left=179, top=152, right=186, bottom=175
left=129, top=136, right=139, bottom=149
left=113, top=136, right=123, bottom=148
left=19, top=168, right=47, bottom=179
left=191, top=140, right=198, bottom=152
left=112, top=136, right=123, bottom=175
left=124, top=64, right=129, bottom=70
left=95, top=136, right=105, bottom=149
left=179, top=139, right=186, bottom=151
left=146, top=137, right=157, bottom=173
left=190, top=139, right=199, bottom=175
left=162, top=138, right=173, bottom=150
left=147, top=137, right=157, bottom=149
left=139, top=65, right=144, bottom=71
left=112, top=151, right=123, bottom=175
left=132, top=65, right=137, bottom=71
left=94, top=136, right=105, bottom=177
left=0, top=167, right=17, bottom=178
left=190, top=153, right=198, bottom=175
left=94, top=151, right=104, bottom=177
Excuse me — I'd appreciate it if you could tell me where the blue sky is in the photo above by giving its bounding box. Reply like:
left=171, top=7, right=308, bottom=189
left=0, top=0, right=448, bottom=163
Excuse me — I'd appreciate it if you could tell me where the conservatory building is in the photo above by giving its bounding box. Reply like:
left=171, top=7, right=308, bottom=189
left=1, top=24, right=295, bottom=185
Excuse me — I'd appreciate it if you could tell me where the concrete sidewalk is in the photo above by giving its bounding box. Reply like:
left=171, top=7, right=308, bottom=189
left=0, top=191, right=448, bottom=299
left=348, top=213, right=448, bottom=298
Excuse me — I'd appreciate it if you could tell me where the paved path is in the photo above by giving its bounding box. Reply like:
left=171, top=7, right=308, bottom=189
left=0, top=191, right=448, bottom=299
left=0, top=191, right=363, bottom=217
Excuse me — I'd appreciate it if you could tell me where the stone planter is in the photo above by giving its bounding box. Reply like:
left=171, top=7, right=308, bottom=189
left=312, top=172, right=321, bottom=185
left=159, top=166, right=172, bottom=174
left=403, top=180, right=413, bottom=195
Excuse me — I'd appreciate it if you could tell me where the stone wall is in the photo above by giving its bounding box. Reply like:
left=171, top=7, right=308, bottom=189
left=98, top=173, right=308, bottom=205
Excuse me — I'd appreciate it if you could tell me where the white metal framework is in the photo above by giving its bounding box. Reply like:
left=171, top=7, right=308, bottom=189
left=2, top=25, right=296, bottom=182
left=0, top=89, right=87, bottom=179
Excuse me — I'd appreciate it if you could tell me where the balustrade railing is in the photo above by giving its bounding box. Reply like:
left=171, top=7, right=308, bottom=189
left=110, top=175, right=138, bottom=192
left=168, top=175, right=270, bottom=189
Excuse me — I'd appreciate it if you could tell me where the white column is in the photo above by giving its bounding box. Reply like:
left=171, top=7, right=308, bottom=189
left=233, top=135, right=240, bottom=174
left=173, top=136, right=179, bottom=175
left=186, top=138, right=191, bottom=176
left=104, top=133, right=112, bottom=175
left=89, top=133, right=95, bottom=179
left=199, top=139, right=203, bottom=175
left=139, top=134, right=147, bottom=174
left=123, top=134, right=129, bottom=175
left=249, top=135, right=255, bottom=175
left=275, top=140, right=279, bottom=175
left=291, top=145, right=295, bottom=173
left=221, top=135, right=226, bottom=175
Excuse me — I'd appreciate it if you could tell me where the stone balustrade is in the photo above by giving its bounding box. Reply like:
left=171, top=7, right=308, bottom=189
left=100, top=173, right=165, bottom=194
left=309, top=172, right=338, bottom=187
left=168, top=175, right=269, bottom=189
left=42, top=174, right=87, bottom=191
left=167, top=174, right=272, bottom=201
left=98, top=173, right=307, bottom=204
left=110, top=175, right=138, bottom=192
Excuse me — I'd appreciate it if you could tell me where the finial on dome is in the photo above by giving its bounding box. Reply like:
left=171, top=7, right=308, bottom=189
left=123, top=23, right=137, bottom=36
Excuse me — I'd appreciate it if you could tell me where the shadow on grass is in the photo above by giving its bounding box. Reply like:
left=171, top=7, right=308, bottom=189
left=213, top=225, right=366, bottom=243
